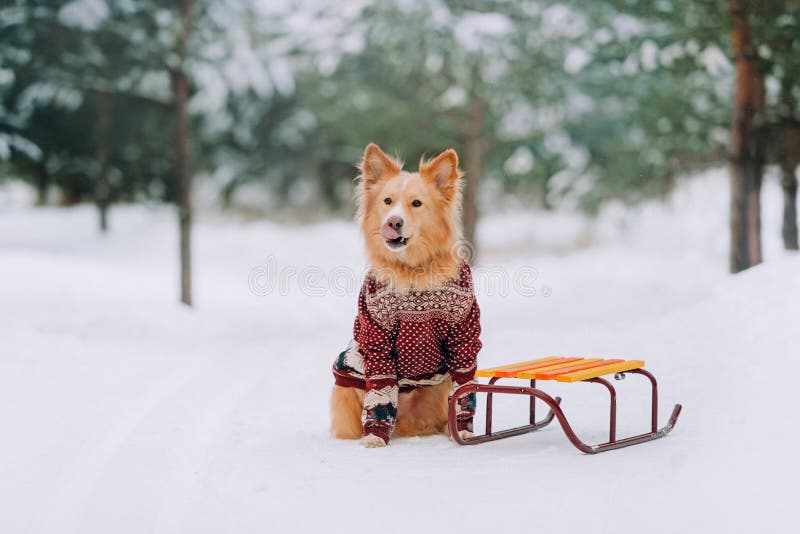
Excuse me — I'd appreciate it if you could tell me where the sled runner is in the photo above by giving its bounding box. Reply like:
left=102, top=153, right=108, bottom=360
left=448, top=357, right=682, bottom=453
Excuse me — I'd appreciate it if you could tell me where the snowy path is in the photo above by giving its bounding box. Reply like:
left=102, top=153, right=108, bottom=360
left=1, top=172, right=797, bottom=533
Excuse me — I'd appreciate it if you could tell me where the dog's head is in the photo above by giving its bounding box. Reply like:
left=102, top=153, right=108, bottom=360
left=356, top=143, right=462, bottom=269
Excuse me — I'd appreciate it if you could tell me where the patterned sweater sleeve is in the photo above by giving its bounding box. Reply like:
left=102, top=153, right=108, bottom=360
left=353, top=279, right=397, bottom=444
left=444, top=267, right=482, bottom=433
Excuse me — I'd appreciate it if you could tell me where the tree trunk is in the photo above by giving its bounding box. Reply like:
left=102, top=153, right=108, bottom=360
left=59, top=181, right=83, bottom=205
left=320, top=162, right=342, bottom=211
left=777, top=68, right=800, bottom=251
left=173, top=0, right=194, bottom=306
left=783, top=168, right=799, bottom=251
left=728, top=0, right=766, bottom=273
left=776, top=6, right=799, bottom=252
left=462, top=97, right=487, bottom=259
left=95, top=93, right=111, bottom=233
left=779, top=122, right=800, bottom=250
left=463, top=136, right=483, bottom=259
left=35, top=161, right=49, bottom=206
left=97, top=183, right=110, bottom=233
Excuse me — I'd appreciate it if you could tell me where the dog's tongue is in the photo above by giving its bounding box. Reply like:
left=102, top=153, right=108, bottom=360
left=381, top=223, right=400, bottom=240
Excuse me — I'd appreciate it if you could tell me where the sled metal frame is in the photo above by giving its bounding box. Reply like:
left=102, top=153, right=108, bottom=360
left=448, top=369, right=682, bottom=454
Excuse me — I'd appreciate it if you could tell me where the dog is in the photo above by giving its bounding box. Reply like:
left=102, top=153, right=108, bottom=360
left=330, top=143, right=482, bottom=448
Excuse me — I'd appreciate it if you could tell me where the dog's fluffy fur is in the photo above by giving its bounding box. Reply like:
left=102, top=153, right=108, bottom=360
left=331, top=143, right=466, bottom=445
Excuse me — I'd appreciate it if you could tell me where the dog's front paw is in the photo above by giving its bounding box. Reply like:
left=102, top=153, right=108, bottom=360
left=449, top=429, right=474, bottom=441
left=360, top=434, right=387, bottom=448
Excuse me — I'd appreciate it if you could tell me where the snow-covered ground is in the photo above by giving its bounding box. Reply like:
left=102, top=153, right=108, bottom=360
left=1, top=169, right=797, bottom=533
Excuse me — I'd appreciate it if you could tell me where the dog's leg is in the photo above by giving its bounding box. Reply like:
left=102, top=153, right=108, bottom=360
left=451, top=430, right=474, bottom=440
left=394, top=379, right=451, bottom=437
left=360, top=434, right=386, bottom=448
left=330, top=385, right=365, bottom=439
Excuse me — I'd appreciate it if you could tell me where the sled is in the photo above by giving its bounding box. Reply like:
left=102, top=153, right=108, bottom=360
left=448, top=357, right=682, bottom=454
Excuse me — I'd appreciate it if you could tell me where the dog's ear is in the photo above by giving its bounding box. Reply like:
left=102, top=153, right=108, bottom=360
left=420, top=148, right=461, bottom=200
left=360, top=143, right=401, bottom=186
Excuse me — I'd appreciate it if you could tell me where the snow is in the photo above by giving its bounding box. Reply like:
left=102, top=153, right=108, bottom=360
left=57, top=0, right=109, bottom=31
left=564, top=46, right=592, bottom=74
left=454, top=12, right=514, bottom=52
left=698, top=45, right=733, bottom=77
left=503, top=146, right=535, bottom=175
left=640, top=40, right=659, bottom=71
left=1, top=169, right=798, bottom=533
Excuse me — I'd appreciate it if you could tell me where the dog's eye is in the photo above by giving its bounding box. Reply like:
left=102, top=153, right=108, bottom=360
left=412, top=199, right=422, bottom=207
left=384, top=197, right=392, bottom=205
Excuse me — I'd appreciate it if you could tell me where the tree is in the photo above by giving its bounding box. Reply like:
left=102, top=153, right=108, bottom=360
left=728, top=0, right=765, bottom=272
left=0, top=1, right=176, bottom=219
left=172, top=0, right=194, bottom=306
left=2, top=0, right=288, bottom=304
left=777, top=97, right=799, bottom=250
left=557, top=0, right=733, bottom=212
left=761, top=1, right=800, bottom=251
left=164, top=0, right=294, bottom=305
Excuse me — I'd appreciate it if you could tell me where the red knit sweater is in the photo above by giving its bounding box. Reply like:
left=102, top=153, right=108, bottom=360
left=332, top=262, right=482, bottom=443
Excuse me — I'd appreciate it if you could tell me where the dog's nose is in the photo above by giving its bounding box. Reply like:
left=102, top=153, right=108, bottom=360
left=386, top=216, right=403, bottom=231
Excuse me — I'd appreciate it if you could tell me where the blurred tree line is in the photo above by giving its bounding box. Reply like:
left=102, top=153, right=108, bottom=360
left=1, top=0, right=798, bottom=303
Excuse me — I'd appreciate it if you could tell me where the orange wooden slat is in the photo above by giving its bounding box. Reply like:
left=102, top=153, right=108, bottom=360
left=475, top=357, right=560, bottom=378
left=516, top=359, right=602, bottom=379
left=556, top=360, right=646, bottom=382
left=493, top=357, right=584, bottom=378
left=530, top=359, right=625, bottom=380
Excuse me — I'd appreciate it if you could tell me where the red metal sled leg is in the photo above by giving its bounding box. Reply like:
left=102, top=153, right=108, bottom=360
left=467, top=377, right=560, bottom=444
left=627, top=368, right=658, bottom=431
left=449, top=379, right=681, bottom=454
left=587, top=377, right=616, bottom=442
